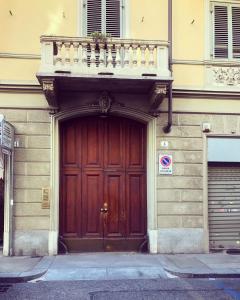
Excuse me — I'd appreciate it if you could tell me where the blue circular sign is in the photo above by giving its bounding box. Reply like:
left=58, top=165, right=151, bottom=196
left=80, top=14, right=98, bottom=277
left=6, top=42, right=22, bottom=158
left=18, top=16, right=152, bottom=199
left=160, top=155, right=171, bottom=167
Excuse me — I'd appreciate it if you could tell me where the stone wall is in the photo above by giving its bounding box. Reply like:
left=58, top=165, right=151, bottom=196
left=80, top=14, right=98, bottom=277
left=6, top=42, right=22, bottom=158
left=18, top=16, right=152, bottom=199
left=2, top=109, right=51, bottom=256
left=156, top=112, right=240, bottom=253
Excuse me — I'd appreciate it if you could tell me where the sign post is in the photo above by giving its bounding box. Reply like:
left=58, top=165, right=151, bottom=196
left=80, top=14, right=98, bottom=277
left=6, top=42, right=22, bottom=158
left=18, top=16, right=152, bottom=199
left=159, top=154, right=173, bottom=175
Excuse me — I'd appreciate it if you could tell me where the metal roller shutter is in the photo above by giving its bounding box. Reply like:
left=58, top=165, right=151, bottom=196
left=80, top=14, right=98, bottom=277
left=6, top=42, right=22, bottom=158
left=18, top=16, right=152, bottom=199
left=208, top=164, right=240, bottom=250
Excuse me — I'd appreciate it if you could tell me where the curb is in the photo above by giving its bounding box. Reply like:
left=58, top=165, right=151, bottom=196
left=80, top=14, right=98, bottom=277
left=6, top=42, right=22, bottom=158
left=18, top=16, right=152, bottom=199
left=0, top=256, right=54, bottom=283
left=164, top=268, right=240, bottom=279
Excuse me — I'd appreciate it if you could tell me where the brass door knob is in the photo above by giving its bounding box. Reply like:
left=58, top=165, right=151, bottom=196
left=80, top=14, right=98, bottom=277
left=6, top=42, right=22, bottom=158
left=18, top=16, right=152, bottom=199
left=100, top=203, right=108, bottom=213
left=100, top=208, right=108, bottom=213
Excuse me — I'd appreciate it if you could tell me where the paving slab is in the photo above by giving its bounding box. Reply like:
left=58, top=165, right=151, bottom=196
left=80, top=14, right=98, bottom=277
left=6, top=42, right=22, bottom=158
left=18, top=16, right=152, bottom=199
left=1, top=252, right=240, bottom=282
left=0, top=256, right=53, bottom=283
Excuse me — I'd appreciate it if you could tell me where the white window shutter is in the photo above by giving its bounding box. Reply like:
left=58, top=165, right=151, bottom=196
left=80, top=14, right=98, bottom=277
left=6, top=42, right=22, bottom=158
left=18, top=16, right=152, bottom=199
left=214, top=5, right=228, bottom=59
left=232, top=6, right=240, bottom=59
left=86, top=0, right=102, bottom=35
left=85, top=0, right=122, bottom=37
left=106, top=0, right=121, bottom=37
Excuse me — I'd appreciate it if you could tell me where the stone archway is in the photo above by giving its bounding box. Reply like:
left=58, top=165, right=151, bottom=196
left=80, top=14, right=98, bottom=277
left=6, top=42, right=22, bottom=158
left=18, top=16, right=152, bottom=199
left=48, top=105, right=157, bottom=255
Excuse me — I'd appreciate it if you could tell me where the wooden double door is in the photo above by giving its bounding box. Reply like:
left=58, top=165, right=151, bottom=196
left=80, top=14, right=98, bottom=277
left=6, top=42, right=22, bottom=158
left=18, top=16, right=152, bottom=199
left=60, top=116, right=147, bottom=252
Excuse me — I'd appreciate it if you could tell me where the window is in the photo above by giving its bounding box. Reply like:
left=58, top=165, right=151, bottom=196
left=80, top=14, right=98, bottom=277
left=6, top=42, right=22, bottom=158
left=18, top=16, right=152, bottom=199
left=83, top=0, right=124, bottom=38
left=211, top=2, right=240, bottom=59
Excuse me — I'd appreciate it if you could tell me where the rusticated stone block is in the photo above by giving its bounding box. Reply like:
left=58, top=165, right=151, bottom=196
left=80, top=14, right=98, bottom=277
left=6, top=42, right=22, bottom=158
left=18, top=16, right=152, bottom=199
left=14, top=189, right=42, bottom=203
left=15, top=149, right=50, bottom=162
left=26, top=162, right=50, bottom=176
left=0, top=109, right=27, bottom=122
left=12, top=122, right=50, bottom=135
left=157, top=189, right=181, bottom=202
left=14, top=216, right=49, bottom=230
left=14, top=203, right=49, bottom=217
left=14, top=175, right=50, bottom=189
left=157, top=202, right=203, bottom=215
left=182, top=216, right=203, bottom=228
left=27, top=136, right=50, bottom=149
left=181, top=190, right=203, bottom=202
left=157, top=216, right=182, bottom=228
left=157, top=137, right=203, bottom=151
left=157, top=176, right=203, bottom=189
left=27, top=110, right=50, bottom=123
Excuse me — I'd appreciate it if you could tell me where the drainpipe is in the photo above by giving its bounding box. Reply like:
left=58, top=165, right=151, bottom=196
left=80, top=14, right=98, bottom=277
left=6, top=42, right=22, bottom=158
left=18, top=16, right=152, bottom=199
left=163, top=0, right=173, bottom=133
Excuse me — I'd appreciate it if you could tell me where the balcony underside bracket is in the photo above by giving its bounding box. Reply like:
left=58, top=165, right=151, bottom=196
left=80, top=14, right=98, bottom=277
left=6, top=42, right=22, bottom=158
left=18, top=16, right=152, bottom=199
left=149, top=82, right=167, bottom=117
left=42, top=78, right=58, bottom=109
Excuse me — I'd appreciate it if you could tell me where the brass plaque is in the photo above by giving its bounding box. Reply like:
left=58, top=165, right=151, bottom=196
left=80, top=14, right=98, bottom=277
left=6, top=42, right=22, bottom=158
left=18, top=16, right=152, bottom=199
left=42, top=187, right=50, bottom=209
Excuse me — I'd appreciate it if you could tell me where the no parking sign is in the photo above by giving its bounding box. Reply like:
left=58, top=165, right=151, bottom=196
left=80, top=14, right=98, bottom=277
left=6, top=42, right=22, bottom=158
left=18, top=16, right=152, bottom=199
left=159, top=154, right=173, bottom=175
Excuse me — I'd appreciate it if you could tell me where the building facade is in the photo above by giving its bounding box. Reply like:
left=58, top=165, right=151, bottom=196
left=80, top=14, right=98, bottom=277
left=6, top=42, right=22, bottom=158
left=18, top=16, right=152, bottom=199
left=0, top=0, right=240, bottom=256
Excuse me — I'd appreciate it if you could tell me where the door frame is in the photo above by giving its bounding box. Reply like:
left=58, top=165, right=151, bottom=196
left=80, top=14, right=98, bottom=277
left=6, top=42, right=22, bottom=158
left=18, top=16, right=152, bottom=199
left=1, top=150, right=14, bottom=256
left=48, top=106, right=157, bottom=255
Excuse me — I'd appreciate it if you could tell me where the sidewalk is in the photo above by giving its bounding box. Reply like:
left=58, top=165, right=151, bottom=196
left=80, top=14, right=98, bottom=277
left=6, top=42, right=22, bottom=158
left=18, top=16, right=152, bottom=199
left=1, top=252, right=240, bottom=282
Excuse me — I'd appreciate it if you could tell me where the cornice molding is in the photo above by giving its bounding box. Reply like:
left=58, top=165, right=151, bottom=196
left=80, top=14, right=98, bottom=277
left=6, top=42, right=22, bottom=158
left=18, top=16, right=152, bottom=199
left=173, top=89, right=240, bottom=100
left=0, top=83, right=42, bottom=93
left=0, top=52, right=40, bottom=60
left=0, top=83, right=239, bottom=100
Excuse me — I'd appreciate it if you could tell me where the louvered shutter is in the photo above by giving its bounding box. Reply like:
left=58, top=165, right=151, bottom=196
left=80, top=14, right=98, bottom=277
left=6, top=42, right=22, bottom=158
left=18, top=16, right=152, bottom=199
left=86, top=0, right=102, bottom=35
left=214, top=5, right=228, bottom=59
left=86, top=0, right=121, bottom=37
left=232, top=7, right=240, bottom=59
left=106, top=0, right=121, bottom=37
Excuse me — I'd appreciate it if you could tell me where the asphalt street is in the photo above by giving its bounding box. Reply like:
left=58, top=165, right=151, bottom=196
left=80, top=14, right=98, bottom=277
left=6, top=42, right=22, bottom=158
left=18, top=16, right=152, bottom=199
left=1, top=278, right=240, bottom=300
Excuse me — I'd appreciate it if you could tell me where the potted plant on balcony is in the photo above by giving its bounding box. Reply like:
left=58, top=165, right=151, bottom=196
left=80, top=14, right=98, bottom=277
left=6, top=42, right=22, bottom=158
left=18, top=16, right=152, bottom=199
left=89, top=31, right=112, bottom=44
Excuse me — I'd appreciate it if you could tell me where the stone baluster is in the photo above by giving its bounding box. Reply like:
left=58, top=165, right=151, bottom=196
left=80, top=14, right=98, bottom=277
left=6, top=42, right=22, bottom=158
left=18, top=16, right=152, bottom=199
left=64, top=42, right=71, bottom=66
left=132, top=44, right=138, bottom=67
left=90, top=42, right=96, bottom=67
left=73, top=42, right=80, bottom=66
left=55, top=41, right=63, bottom=66
left=107, top=43, right=113, bottom=68
left=98, top=43, right=105, bottom=68
left=115, top=43, right=122, bottom=68
left=123, top=44, right=130, bottom=67
left=140, top=44, right=147, bottom=67
left=81, top=42, right=88, bottom=67
left=149, top=45, right=155, bottom=67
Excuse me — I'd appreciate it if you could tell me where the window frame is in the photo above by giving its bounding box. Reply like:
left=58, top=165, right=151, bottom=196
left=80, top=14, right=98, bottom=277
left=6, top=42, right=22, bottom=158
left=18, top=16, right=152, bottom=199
left=210, top=1, right=240, bottom=60
left=78, top=0, right=128, bottom=38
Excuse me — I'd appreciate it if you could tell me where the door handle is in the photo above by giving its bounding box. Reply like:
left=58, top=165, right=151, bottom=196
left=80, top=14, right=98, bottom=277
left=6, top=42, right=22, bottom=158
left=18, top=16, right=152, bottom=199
left=100, top=202, right=108, bottom=213
left=100, top=208, right=108, bottom=213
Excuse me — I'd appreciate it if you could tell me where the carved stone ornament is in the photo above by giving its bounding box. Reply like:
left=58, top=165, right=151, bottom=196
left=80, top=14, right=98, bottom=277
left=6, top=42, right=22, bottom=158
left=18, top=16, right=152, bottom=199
left=42, top=79, right=57, bottom=107
left=149, top=83, right=167, bottom=116
left=98, top=91, right=112, bottom=113
left=213, top=67, right=240, bottom=86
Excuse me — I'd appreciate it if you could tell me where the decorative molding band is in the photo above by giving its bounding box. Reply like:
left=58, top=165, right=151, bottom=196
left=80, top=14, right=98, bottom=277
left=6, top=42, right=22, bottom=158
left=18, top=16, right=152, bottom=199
left=212, top=67, right=240, bottom=87
left=173, top=89, right=240, bottom=100
left=0, top=83, right=239, bottom=100
left=0, top=83, right=42, bottom=93
left=173, top=59, right=240, bottom=67
left=0, top=52, right=40, bottom=60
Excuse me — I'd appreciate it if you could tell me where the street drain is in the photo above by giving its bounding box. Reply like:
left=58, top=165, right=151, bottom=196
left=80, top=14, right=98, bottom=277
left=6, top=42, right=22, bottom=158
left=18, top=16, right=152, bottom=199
left=0, top=284, right=12, bottom=293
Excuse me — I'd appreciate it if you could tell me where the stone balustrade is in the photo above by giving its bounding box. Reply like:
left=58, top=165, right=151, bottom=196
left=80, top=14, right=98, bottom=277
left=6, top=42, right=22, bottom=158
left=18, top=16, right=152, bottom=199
left=39, top=36, right=170, bottom=78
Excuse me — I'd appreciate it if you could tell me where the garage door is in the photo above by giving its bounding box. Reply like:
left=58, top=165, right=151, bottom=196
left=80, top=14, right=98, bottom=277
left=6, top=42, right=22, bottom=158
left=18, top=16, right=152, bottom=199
left=208, top=164, right=240, bottom=250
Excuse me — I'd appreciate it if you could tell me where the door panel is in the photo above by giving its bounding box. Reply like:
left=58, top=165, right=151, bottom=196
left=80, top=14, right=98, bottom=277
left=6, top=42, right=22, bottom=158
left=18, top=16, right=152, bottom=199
left=104, top=172, right=125, bottom=237
left=82, top=171, right=103, bottom=237
left=104, top=118, right=124, bottom=169
left=126, top=173, right=146, bottom=236
left=82, top=118, right=103, bottom=168
left=60, top=116, right=147, bottom=252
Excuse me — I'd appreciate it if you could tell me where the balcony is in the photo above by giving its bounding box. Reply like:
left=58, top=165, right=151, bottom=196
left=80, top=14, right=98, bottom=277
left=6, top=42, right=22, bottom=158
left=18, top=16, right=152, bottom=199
left=37, top=36, right=172, bottom=112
